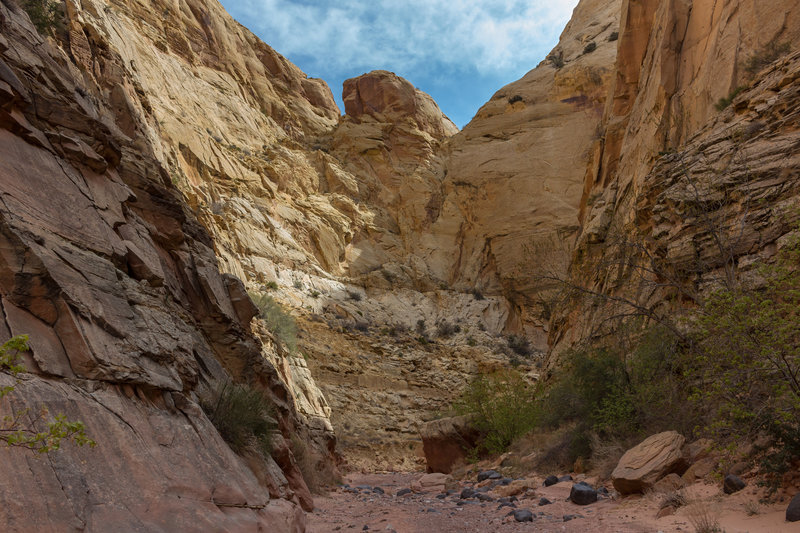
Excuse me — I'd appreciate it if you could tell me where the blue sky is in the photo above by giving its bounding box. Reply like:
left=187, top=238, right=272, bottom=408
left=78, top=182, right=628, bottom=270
left=218, top=0, right=580, bottom=128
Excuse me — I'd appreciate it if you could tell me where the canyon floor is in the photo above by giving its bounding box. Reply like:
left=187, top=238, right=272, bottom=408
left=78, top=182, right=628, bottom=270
left=306, top=472, right=796, bottom=533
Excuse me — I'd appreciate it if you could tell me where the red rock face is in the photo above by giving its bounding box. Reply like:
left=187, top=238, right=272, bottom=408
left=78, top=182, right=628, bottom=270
left=342, top=70, right=458, bottom=139
left=0, top=3, right=311, bottom=531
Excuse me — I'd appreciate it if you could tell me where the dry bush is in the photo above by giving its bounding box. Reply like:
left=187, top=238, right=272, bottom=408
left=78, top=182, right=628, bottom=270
left=589, top=432, right=635, bottom=480
left=743, top=500, right=760, bottom=516
left=686, top=501, right=724, bottom=533
left=658, top=489, right=688, bottom=511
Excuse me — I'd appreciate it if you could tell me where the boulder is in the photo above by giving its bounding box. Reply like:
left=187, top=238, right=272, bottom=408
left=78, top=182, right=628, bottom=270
left=477, top=470, right=502, bottom=482
left=411, top=473, right=453, bottom=494
left=787, top=492, right=800, bottom=522
left=494, top=478, right=536, bottom=498
left=653, top=473, right=686, bottom=493
left=723, top=474, right=746, bottom=495
left=543, top=475, right=559, bottom=487
left=611, top=431, right=688, bottom=494
left=569, top=483, right=598, bottom=505
left=420, top=415, right=482, bottom=474
left=682, top=457, right=717, bottom=483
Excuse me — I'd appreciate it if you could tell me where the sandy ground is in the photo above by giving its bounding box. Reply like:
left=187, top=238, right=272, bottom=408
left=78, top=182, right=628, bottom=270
left=306, top=472, right=797, bottom=533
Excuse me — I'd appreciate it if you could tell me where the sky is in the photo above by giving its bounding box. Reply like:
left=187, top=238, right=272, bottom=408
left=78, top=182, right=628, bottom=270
left=218, top=0, right=580, bottom=128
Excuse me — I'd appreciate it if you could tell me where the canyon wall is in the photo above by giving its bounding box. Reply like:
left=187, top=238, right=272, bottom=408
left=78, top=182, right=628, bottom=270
left=0, top=0, right=329, bottom=529
left=551, top=0, right=800, bottom=355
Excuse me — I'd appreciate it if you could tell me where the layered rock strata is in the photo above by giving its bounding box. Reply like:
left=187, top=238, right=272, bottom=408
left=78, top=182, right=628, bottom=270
left=0, top=1, right=322, bottom=529
left=551, top=0, right=800, bottom=355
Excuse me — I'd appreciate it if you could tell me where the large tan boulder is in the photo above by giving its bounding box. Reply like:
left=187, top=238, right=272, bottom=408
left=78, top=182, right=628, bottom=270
left=612, top=431, right=688, bottom=494
left=410, top=473, right=455, bottom=494
left=420, top=415, right=482, bottom=474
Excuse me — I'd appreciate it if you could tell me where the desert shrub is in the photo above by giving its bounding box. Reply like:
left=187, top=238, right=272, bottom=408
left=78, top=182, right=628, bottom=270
left=548, top=52, right=565, bottom=69
left=466, top=336, right=477, bottom=347
left=686, top=501, right=723, bottom=533
left=436, top=321, right=460, bottom=338
left=506, top=334, right=532, bottom=357
left=202, top=381, right=275, bottom=457
left=21, top=0, right=64, bottom=35
left=250, top=293, right=298, bottom=352
left=346, top=290, right=362, bottom=302
left=471, top=288, right=484, bottom=301
left=453, top=369, right=538, bottom=455
left=744, top=39, right=791, bottom=77
left=537, top=327, right=693, bottom=467
left=264, top=281, right=278, bottom=290
left=583, top=42, right=597, bottom=54
left=608, top=31, right=619, bottom=42
left=415, top=319, right=426, bottom=335
left=0, top=335, right=94, bottom=453
left=714, top=86, right=746, bottom=111
left=508, top=95, right=523, bottom=105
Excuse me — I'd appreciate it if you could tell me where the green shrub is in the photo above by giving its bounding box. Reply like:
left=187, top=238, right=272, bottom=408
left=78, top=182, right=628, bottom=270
left=715, top=86, right=746, bottom=111
left=21, top=0, right=64, bottom=35
left=688, top=241, right=800, bottom=490
left=537, top=327, right=693, bottom=467
left=453, top=369, right=538, bottom=455
left=264, top=281, right=278, bottom=290
left=250, top=292, right=298, bottom=352
left=202, top=381, right=275, bottom=457
left=0, top=335, right=95, bottom=453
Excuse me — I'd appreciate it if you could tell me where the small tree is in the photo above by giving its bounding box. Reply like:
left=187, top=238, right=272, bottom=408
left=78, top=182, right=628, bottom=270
left=0, top=335, right=94, bottom=453
left=453, top=369, right=538, bottom=454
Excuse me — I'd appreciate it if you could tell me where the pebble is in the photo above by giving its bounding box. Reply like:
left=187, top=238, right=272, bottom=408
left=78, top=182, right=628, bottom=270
left=538, top=497, right=552, bottom=506
left=544, top=475, right=559, bottom=487
left=513, top=509, right=534, bottom=522
left=396, top=488, right=411, bottom=497
left=372, top=487, right=385, bottom=495
left=558, top=475, right=573, bottom=482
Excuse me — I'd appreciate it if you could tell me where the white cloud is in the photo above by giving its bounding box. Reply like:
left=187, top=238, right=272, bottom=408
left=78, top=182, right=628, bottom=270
left=229, top=0, right=579, bottom=79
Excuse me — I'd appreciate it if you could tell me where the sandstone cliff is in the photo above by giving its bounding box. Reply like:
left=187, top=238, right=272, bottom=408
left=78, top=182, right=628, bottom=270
left=0, top=0, right=324, bottom=529
left=549, top=0, right=800, bottom=357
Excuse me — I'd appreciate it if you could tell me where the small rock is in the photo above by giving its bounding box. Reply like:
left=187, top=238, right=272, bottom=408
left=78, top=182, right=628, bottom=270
left=598, top=487, right=609, bottom=495
left=563, top=514, right=582, bottom=522
left=569, top=483, right=598, bottom=505
left=356, top=485, right=372, bottom=490
left=476, top=493, right=494, bottom=502
left=558, top=475, right=573, bottom=482
left=362, top=526, right=369, bottom=531
left=787, top=492, right=800, bottom=522
left=544, top=475, right=559, bottom=486
left=513, top=509, right=534, bottom=522
left=372, top=487, right=385, bottom=494
left=396, top=488, right=412, bottom=497
left=477, top=470, right=502, bottom=482
left=538, top=497, right=552, bottom=506
left=497, top=502, right=516, bottom=510
left=435, top=494, right=446, bottom=499
left=723, top=474, right=746, bottom=494
left=460, top=488, right=476, bottom=499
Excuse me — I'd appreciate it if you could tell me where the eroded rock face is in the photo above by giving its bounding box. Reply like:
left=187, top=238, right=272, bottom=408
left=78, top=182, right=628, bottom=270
left=0, top=2, right=314, bottom=529
left=552, top=0, right=800, bottom=355
left=420, top=415, right=482, bottom=474
left=430, top=0, right=622, bottom=348
left=612, top=431, right=687, bottom=494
